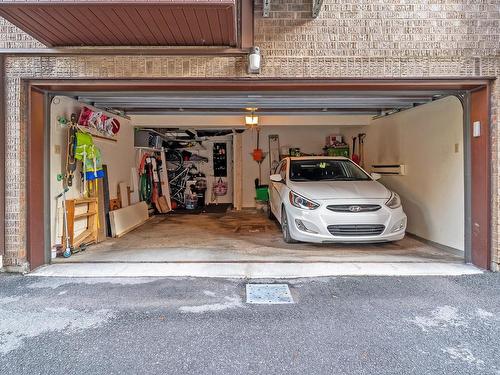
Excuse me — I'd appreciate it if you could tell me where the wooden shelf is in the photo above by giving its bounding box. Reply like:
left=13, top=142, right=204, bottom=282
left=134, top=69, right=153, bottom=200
left=77, top=125, right=117, bottom=142
left=74, top=198, right=97, bottom=204
left=135, top=146, right=163, bottom=152
left=64, top=197, right=99, bottom=249
left=74, top=210, right=97, bottom=220
left=73, top=229, right=94, bottom=248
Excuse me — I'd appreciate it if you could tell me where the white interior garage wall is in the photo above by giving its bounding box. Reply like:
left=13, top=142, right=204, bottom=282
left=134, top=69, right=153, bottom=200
left=360, top=96, right=464, bottom=251
left=49, top=96, right=135, bottom=245
left=241, top=125, right=348, bottom=207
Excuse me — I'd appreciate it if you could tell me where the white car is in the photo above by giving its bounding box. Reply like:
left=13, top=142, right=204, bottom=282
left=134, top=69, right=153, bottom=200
left=268, top=156, right=407, bottom=243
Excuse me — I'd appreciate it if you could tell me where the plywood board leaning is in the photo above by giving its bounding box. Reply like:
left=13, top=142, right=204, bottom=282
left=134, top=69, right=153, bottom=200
left=102, top=165, right=112, bottom=237
left=157, top=196, right=170, bottom=213
left=97, top=178, right=107, bottom=242
left=109, top=201, right=149, bottom=238
left=118, top=182, right=129, bottom=208
left=109, top=198, right=121, bottom=211
left=129, top=167, right=140, bottom=205
left=159, top=151, right=172, bottom=211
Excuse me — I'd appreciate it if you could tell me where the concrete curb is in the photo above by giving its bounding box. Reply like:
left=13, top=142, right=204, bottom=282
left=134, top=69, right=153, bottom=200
left=28, top=262, right=483, bottom=278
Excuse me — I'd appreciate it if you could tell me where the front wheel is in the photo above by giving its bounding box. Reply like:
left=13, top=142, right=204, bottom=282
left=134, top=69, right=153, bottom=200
left=281, top=207, right=298, bottom=243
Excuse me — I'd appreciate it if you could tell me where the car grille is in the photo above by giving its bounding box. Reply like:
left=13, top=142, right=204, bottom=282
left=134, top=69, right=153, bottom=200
left=327, top=205, right=381, bottom=213
left=327, top=224, right=385, bottom=236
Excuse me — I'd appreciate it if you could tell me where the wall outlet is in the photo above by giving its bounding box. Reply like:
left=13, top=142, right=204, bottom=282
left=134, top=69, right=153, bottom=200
left=455, top=143, right=459, bottom=153
left=54, top=145, right=61, bottom=155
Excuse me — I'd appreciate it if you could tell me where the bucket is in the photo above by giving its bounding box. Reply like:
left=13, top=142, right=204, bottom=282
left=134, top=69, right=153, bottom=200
left=185, top=195, right=197, bottom=210
left=255, top=185, right=269, bottom=201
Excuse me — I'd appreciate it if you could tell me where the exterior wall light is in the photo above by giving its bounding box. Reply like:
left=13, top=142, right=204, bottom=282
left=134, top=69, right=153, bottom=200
left=248, top=47, right=261, bottom=74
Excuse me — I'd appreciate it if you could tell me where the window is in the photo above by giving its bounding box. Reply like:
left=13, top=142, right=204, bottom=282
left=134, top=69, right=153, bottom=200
left=289, top=159, right=371, bottom=182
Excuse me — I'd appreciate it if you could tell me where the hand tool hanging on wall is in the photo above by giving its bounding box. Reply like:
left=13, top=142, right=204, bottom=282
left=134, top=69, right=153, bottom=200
left=252, top=128, right=266, bottom=183
left=358, top=133, right=366, bottom=168
left=55, top=175, right=72, bottom=258
left=351, top=136, right=360, bottom=165
left=268, top=134, right=280, bottom=172
left=63, top=114, right=78, bottom=187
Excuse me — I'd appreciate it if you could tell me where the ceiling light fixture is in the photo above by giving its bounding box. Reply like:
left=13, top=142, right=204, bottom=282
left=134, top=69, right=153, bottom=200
left=245, top=112, right=259, bottom=127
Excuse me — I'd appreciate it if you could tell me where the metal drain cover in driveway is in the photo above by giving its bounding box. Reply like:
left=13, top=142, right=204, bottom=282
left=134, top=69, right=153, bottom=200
left=246, top=284, right=294, bottom=304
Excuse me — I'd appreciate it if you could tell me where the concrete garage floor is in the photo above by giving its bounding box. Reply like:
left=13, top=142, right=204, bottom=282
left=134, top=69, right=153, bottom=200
left=55, top=209, right=463, bottom=264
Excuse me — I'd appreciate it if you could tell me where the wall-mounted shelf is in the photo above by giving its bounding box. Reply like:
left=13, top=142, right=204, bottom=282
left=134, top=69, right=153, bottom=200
left=371, top=164, right=407, bottom=176
left=77, top=125, right=117, bottom=142
left=135, top=146, right=164, bottom=152
left=64, top=197, right=99, bottom=248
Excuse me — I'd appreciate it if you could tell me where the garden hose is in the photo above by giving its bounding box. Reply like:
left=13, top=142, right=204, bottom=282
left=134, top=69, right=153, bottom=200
left=140, top=173, right=152, bottom=203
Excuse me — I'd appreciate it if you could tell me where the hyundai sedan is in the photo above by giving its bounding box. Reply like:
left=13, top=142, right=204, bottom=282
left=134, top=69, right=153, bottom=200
left=268, top=156, right=407, bottom=243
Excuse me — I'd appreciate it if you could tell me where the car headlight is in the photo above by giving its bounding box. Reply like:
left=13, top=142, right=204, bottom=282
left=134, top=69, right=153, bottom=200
left=289, top=191, right=320, bottom=210
left=385, top=192, right=401, bottom=209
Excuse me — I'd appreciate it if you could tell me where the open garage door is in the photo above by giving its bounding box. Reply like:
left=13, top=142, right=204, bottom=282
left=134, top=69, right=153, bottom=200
left=26, top=79, right=492, bottom=272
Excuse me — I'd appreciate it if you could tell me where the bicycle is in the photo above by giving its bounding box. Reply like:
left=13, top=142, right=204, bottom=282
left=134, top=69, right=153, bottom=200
left=166, top=150, right=198, bottom=205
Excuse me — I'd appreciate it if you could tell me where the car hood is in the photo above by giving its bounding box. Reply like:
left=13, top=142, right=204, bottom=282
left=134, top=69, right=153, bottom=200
left=288, top=180, right=391, bottom=200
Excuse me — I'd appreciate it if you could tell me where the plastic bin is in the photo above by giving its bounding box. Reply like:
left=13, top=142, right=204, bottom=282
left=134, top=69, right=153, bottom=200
left=326, top=147, right=350, bottom=157
left=255, top=185, right=269, bottom=202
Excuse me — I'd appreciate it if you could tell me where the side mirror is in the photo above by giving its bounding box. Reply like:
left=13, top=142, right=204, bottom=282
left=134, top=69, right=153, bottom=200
left=270, top=174, right=284, bottom=183
left=371, top=172, right=382, bottom=181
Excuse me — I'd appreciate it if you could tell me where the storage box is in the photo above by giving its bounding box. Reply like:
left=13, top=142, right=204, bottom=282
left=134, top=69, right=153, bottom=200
left=326, top=147, right=350, bottom=157
left=325, top=134, right=343, bottom=146
left=255, top=186, right=269, bottom=202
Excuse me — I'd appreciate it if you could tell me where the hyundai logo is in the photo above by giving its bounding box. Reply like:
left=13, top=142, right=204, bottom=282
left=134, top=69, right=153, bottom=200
left=349, top=206, right=362, bottom=212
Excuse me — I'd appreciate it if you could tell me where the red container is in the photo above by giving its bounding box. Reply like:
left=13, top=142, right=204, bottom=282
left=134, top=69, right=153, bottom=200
left=252, top=148, right=264, bottom=162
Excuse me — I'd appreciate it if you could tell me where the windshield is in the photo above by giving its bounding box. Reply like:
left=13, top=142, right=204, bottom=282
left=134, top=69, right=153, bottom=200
left=289, top=159, right=371, bottom=182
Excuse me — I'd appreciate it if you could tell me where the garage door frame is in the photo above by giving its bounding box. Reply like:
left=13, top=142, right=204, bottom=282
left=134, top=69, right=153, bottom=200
left=22, top=78, right=494, bottom=270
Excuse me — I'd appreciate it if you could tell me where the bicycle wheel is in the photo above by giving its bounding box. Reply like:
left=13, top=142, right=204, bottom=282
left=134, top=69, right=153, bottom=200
left=165, top=150, right=183, bottom=173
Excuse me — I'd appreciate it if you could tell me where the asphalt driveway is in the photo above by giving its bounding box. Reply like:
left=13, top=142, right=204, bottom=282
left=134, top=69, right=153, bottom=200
left=0, top=274, right=499, bottom=375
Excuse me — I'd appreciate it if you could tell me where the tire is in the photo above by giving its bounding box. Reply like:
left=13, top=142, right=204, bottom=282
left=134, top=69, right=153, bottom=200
left=281, top=207, right=298, bottom=243
left=165, top=150, right=183, bottom=173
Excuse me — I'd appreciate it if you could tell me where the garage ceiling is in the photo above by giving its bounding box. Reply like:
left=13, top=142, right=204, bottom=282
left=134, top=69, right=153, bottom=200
left=73, top=91, right=449, bottom=116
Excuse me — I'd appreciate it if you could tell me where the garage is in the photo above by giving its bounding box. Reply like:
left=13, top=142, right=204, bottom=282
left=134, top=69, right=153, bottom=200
left=34, top=80, right=482, bottom=273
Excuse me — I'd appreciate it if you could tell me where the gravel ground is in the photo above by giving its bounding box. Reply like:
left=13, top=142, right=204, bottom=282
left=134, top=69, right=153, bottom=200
left=0, top=274, right=499, bottom=375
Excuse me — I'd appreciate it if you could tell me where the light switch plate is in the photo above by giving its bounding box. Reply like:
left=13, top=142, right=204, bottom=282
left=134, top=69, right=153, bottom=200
left=473, top=121, right=481, bottom=137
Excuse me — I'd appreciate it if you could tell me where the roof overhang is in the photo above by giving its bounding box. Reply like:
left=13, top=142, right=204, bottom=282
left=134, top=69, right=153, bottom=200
left=0, top=0, right=238, bottom=47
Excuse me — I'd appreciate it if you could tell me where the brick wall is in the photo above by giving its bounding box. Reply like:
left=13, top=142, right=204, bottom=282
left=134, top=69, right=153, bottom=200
left=0, top=0, right=499, bottom=270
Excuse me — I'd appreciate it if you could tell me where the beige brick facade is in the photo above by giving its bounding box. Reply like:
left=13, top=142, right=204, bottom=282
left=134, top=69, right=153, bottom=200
left=0, top=0, right=499, bottom=270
